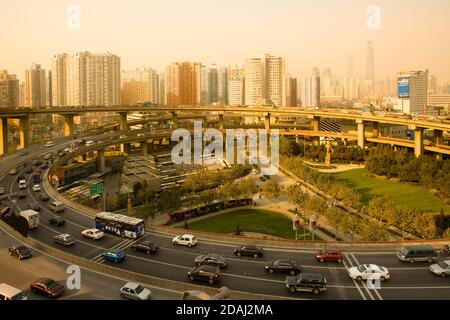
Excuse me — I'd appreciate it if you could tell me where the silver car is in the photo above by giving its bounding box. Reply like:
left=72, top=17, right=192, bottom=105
left=429, top=260, right=450, bottom=277
left=119, top=282, right=151, bottom=300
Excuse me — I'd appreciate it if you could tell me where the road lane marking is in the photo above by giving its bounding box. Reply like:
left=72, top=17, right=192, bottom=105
left=350, top=253, right=383, bottom=300
left=343, top=254, right=367, bottom=300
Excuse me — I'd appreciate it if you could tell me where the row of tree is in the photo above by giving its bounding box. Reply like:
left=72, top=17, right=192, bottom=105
left=366, top=145, right=450, bottom=198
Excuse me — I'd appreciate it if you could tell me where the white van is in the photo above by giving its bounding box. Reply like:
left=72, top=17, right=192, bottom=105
left=18, top=179, right=27, bottom=189
left=50, top=201, right=65, bottom=213
left=19, top=210, right=40, bottom=229
left=45, top=141, right=54, bottom=147
left=86, top=140, right=95, bottom=147
left=0, top=283, right=27, bottom=300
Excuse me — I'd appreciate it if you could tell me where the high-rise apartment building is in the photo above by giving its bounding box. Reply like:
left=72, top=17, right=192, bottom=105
left=157, top=72, right=165, bottom=105
left=218, top=67, right=228, bottom=105
left=228, top=65, right=245, bottom=106
left=365, top=41, right=375, bottom=91
left=301, top=68, right=320, bottom=108
left=343, top=76, right=360, bottom=100
left=428, top=75, right=437, bottom=95
left=208, top=64, right=219, bottom=104
left=0, top=70, right=19, bottom=108
left=121, top=68, right=158, bottom=106
left=52, top=51, right=121, bottom=107
left=200, top=66, right=208, bottom=105
left=164, top=62, right=202, bottom=105
left=244, top=54, right=285, bottom=106
left=24, top=63, right=47, bottom=107
left=396, top=70, right=428, bottom=114
left=285, top=77, right=298, bottom=107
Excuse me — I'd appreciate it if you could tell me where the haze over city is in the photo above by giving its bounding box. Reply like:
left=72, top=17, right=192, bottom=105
left=1, top=0, right=450, bottom=81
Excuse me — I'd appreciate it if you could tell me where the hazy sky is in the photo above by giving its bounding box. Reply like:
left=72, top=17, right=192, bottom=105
left=1, top=0, right=450, bottom=81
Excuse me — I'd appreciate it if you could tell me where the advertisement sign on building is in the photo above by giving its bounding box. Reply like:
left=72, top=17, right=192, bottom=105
left=398, top=77, right=410, bottom=98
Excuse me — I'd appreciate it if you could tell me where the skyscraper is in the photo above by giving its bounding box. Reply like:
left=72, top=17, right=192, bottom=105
left=365, top=41, right=375, bottom=91
left=25, top=63, right=47, bottom=107
left=218, top=67, right=228, bottom=105
left=228, top=65, right=244, bottom=106
left=285, top=76, right=298, bottom=107
left=207, top=64, right=219, bottom=104
left=0, top=70, right=19, bottom=108
left=397, top=70, right=428, bottom=114
left=52, top=52, right=121, bottom=107
left=244, top=54, right=285, bottom=106
left=164, top=62, right=202, bottom=105
left=121, top=68, right=158, bottom=106
left=301, top=68, right=320, bottom=108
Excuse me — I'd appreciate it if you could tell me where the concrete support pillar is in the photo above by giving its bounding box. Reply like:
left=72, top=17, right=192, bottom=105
left=372, top=122, right=380, bottom=137
left=19, top=117, right=29, bottom=149
left=119, top=112, right=127, bottom=131
left=171, top=112, right=178, bottom=129
left=434, top=129, right=443, bottom=145
left=436, top=154, right=443, bottom=161
left=97, top=149, right=105, bottom=173
left=141, top=142, right=148, bottom=154
left=414, top=127, right=424, bottom=158
left=122, top=143, right=131, bottom=155
left=218, top=114, right=224, bottom=131
left=342, top=138, right=348, bottom=147
left=296, top=136, right=300, bottom=144
left=264, top=114, right=271, bottom=131
left=312, top=116, right=320, bottom=146
left=356, top=119, right=365, bottom=149
left=63, top=114, right=75, bottom=137
left=0, top=118, right=8, bottom=155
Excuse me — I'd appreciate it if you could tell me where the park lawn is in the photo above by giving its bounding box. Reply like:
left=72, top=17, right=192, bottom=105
left=334, top=168, right=450, bottom=212
left=187, top=209, right=319, bottom=240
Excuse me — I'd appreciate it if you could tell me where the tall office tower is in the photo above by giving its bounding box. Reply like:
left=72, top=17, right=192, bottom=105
left=397, top=70, right=428, bottom=114
left=19, top=82, right=25, bottom=107
left=244, top=54, right=286, bottom=106
left=366, top=41, right=375, bottom=85
left=200, top=66, right=208, bottom=104
left=164, top=62, right=202, bottom=105
left=121, top=68, right=158, bottom=106
left=207, top=64, right=219, bottom=104
left=24, top=63, right=47, bottom=107
left=320, top=68, right=334, bottom=97
left=285, top=77, right=298, bottom=107
left=218, top=67, right=228, bottom=105
left=52, top=51, right=120, bottom=107
left=0, top=70, right=19, bottom=108
left=47, top=70, right=52, bottom=107
left=157, top=72, right=165, bottom=105
left=428, top=75, right=437, bottom=95
left=301, top=68, right=320, bottom=107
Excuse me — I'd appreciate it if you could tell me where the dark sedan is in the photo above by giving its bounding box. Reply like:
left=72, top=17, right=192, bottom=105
left=49, top=216, right=65, bottom=227
left=27, top=203, right=41, bottom=211
left=195, top=254, right=228, bottom=268
left=233, top=244, right=264, bottom=258
left=131, top=241, right=159, bottom=254
left=9, top=245, right=32, bottom=260
left=38, top=194, right=50, bottom=201
left=265, top=259, right=301, bottom=275
left=30, top=278, right=65, bottom=299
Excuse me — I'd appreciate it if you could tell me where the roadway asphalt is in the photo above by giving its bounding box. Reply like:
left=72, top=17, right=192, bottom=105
left=1, top=135, right=450, bottom=300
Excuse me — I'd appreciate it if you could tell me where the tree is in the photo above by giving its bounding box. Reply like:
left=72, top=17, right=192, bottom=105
left=341, top=215, right=363, bottom=241
left=285, top=185, right=309, bottom=207
left=360, top=222, right=390, bottom=241
left=305, top=196, right=328, bottom=217
left=412, top=213, right=438, bottom=239
left=235, top=224, right=242, bottom=236
left=367, top=196, right=396, bottom=226
left=235, top=178, right=258, bottom=199
left=325, top=207, right=346, bottom=237
left=397, top=207, right=419, bottom=239
left=260, top=180, right=281, bottom=200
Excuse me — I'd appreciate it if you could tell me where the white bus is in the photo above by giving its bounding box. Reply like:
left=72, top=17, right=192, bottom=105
left=94, top=212, right=145, bottom=239
left=19, top=210, right=40, bottom=229
left=0, top=283, right=27, bottom=300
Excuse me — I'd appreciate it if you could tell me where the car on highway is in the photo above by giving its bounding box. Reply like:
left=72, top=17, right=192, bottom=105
left=86, top=140, right=95, bottom=147
left=40, top=162, right=49, bottom=169
left=30, top=278, right=65, bottom=299
left=18, top=179, right=26, bottom=189
left=50, top=201, right=65, bottom=213
left=49, top=216, right=65, bottom=227
left=286, top=273, right=327, bottom=295
left=0, top=283, right=28, bottom=300
left=26, top=203, right=41, bottom=211
left=101, top=248, right=126, bottom=263
left=137, top=133, right=145, bottom=137
left=45, top=141, right=55, bottom=147
left=233, top=244, right=264, bottom=258
left=53, top=234, right=76, bottom=246
left=315, top=249, right=343, bottom=263
left=195, top=254, right=228, bottom=269
left=397, top=245, right=438, bottom=263
left=172, top=234, right=198, bottom=247
left=32, top=159, right=42, bottom=166
left=187, top=265, right=221, bottom=285
left=0, top=206, right=11, bottom=218
left=0, top=186, right=5, bottom=195
left=20, top=150, right=29, bottom=156
left=119, top=282, right=152, bottom=300
left=38, top=194, right=50, bottom=202
left=81, top=228, right=105, bottom=240
left=348, top=264, right=390, bottom=282
left=131, top=241, right=159, bottom=255
left=265, top=259, right=301, bottom=275
left=32, top=184, right=41, bottom=192
left=43, top=154, right=52, bottom=160
left=429, top=260, right=450, bottom=277
left=119, top=135, right=127, bottom=139
left=17, top=191, right=26, bottom=199
left=24, top=167, right=33, bottom=174
left=8, top=245, right=32, bottom=260
left=9, top=168, right=17, bottom=175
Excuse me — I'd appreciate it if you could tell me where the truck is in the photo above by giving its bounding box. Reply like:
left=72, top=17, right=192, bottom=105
left=19, top=209, right=40, bottom=229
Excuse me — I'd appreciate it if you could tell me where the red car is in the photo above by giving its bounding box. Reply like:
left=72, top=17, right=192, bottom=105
left=30, top=278, right=65, bottom=298
left=315, top=249, right=343, bottom=263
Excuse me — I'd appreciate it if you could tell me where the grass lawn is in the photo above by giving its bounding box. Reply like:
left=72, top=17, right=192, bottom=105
left=334, top=168, right=450, bottom=213
left=187, top=209, right=320, bottom=241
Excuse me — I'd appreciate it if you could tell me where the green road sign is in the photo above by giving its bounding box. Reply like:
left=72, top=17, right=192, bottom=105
left=90, top=183, right=104, bottom=196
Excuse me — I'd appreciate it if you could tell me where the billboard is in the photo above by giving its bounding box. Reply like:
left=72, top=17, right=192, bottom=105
left=398, top=77, right=410, bottom=98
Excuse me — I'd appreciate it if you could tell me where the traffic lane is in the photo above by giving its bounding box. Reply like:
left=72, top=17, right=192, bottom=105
left=0, top=228, right=181, bottom=300
left=380, top=268, right=450, bottom=287
left=375, top=287, right=450, bottom=300
left=108, top=252, right=360, bottom=300
left=352, top=252, right=443, bottom=270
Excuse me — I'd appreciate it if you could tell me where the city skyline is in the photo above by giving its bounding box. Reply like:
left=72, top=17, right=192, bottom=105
left=1, top=0, right=450, bottom=82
